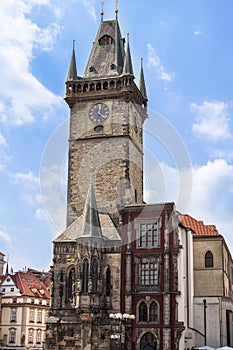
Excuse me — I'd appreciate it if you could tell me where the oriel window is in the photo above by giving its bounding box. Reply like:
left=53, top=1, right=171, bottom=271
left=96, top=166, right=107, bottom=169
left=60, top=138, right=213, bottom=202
left=138, top=222, right=159, bottom=248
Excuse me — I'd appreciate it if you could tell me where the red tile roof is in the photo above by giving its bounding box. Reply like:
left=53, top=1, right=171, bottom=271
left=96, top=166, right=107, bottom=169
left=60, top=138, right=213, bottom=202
left=14, top=272, right=50, bottom=299
left=179, top=214, right=221, bottom=237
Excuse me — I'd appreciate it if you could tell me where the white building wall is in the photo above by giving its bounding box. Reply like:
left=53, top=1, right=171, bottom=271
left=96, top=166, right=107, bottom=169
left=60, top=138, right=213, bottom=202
left=194, top=297, right=220, bottom=348
left=177, top=226, right=195, bottom=350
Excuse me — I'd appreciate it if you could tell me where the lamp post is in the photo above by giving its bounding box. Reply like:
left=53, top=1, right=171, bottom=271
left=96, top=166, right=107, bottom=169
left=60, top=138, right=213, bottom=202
left=109, top=312, right=135, bottom=349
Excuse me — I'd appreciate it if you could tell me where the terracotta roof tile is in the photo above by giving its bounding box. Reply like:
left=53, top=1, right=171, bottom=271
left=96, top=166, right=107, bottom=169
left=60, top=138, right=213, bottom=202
left=15, top=272, right=50, bottom=299
left=179, top=214, right=221, bottom=237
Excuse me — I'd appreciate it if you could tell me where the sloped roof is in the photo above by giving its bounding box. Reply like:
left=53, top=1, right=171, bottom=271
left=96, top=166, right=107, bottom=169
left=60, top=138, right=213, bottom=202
left=83, top=19, right=125, bottom=78
left=179, top=214, right=221, bottom=237
left=54, top=212, right=121, bottom=243
left=67, top=42, right=78, bottom=81
left=14, top=272, right=50, bottom=299
left=81, top=176, right=103, bottom=238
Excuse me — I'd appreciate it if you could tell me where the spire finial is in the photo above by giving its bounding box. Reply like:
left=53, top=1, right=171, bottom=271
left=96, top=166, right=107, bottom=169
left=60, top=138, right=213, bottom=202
left=101, top=1, right=104, bottom=21
left=115, top=0, right=119, bottom=19
left=72, top=39, right=75, bottom=51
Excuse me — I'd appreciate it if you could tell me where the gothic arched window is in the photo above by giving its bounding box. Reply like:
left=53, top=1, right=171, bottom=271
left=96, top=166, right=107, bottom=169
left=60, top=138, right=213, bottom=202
left=140, top=332, right=157, bottom=350
left=106, top=267, right=111, bottom=297
left=91, top=258, right=98, bottom=293
left=139, top=301, right=147, bottom=322
left=149, top=302, right=158, bottom=322
left=82, top=259, right=89, bottom=293
left=67, top=268, right=75, bottom=302
left=205, top=251, right=213, bottom=268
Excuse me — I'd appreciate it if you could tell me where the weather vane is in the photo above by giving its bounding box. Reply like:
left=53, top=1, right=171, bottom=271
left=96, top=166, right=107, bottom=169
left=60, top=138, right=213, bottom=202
left=101, top=1, right=104, bottom=21
left=115, top=0, right=119, bottom=18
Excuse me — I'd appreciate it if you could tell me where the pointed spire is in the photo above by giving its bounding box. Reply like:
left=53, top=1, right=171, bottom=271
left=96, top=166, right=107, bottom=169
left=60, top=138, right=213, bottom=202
left=66, top=39, right=78, bottom=82
left=139, top=58, right=148, bottom=99
left=101, top=2, right=104, bottom=21
left=81, top=172, right=103, bottom=238
left=115, top=0, right=119, bottom=19
left=123, top=33, right=134, bottom=76
left=6, top=256, right=9, bottom=274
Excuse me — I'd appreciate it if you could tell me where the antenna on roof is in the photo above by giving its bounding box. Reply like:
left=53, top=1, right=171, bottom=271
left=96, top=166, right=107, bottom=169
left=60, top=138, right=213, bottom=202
left=115, top=0, right=119, bottom=19
left=101, top=1, right=104, bottom=21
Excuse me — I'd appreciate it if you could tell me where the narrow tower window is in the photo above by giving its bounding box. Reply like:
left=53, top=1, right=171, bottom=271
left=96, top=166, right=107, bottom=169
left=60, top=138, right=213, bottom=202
left=91, top=258, right=98, bottom=293
left=139, top=301, right=147, bottom=322
left=205, top=251, right=213, bottom=268
left=106, top=267, right=111, bottom=297
left=149, top=302, right=158, bottom=322
left=82, top=259, right=89, bottom=293
left=67, top=268, right=75, bottom=303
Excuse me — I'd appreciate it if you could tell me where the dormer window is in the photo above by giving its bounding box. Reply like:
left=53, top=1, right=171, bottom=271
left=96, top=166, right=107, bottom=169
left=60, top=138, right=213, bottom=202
left=99, top=35, right=113, bottom=46
left=89, top=66, right=95, bottom=73
left=110, top=63, right=116, bottom=70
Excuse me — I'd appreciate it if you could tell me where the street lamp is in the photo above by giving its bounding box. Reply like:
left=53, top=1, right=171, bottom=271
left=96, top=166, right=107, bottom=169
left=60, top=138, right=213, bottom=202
left=109, top=312, right=135, bottom=349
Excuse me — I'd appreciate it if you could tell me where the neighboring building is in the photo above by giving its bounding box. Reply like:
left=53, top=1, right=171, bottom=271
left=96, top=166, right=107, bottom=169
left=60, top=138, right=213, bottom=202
left=0, top=254, right=6, bottom=275
left=0, top=271, right=50, bottom=349
left=180, top=214, right=233, bottom=348
left=177, top=218, right=195, bottom=350
left=120, top=203, right=187, bottom=349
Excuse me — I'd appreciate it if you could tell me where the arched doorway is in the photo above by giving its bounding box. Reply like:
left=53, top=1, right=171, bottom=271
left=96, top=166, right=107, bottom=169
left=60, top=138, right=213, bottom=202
left=140, top=332, right=157, bottom=350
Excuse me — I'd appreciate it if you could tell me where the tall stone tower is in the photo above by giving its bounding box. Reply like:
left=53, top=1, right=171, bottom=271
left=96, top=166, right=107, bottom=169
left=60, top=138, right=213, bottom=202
left=65, top=16, right=148, bottom=227
left=45, top=10, right=148, bottom=350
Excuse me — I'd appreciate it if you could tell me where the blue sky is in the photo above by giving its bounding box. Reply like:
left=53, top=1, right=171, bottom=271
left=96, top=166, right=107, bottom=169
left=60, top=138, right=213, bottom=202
left=0, top=0, right=233, bottom=271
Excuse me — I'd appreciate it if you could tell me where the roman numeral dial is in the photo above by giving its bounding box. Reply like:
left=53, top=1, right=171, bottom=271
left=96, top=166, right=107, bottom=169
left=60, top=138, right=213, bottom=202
left=89, top=103, right=109, bottom=123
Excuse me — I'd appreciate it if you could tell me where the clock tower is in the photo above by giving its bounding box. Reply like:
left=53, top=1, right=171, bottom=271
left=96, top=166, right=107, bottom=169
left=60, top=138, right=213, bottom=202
left=45, top=10, right=148, bottom=350
left=65, top=15, right=148, bottom=226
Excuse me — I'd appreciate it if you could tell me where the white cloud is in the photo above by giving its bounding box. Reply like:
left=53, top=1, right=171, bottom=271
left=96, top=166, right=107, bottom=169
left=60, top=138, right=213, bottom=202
left=0, top=133, right=7, bottom=147
left=194, top=31, right=201, bottom=36
left=191, top=101, right=231, bottom=142
left=146, top=158, right=233, bottom=253
left=0, top=0, right=63, bottom=126
left=147, top=43, right=175, bottom=82
left=40, top=164, right=66, bottom=231
left=35, top=208, right=50, bottom=222
left=77, top=0, right=97, bottom=22
left=12, top=170, right=39, bottom=187
left=0, top=227, right=11, bottom=243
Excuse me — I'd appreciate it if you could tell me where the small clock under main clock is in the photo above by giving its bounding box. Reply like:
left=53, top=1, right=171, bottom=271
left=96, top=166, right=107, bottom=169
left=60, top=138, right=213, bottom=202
left=89, top=103, right=109, bottom=123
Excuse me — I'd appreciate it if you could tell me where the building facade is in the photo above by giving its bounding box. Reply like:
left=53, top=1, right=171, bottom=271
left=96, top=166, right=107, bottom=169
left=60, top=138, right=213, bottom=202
left=120, top=204, right=186, bottom=349
left=0, top=271, right=50, bottom=350
left=180, top=214, right=233, bottom=348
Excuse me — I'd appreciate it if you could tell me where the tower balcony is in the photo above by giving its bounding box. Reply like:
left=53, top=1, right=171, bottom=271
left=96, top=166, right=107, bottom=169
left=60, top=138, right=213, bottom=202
left=65, top=76, right=147, bottom=108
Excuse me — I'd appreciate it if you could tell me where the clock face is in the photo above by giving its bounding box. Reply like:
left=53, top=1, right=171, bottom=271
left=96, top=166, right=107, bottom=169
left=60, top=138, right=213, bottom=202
left=133, top=112, right=139, bottom=133
left=89, top=103, right=109, bottom=123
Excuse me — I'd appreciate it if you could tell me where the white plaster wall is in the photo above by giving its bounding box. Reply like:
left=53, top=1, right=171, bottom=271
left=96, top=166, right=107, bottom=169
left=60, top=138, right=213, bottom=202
left=194, top=297, right=220, bottom=348
left=177, top=226, right=195, bottom=350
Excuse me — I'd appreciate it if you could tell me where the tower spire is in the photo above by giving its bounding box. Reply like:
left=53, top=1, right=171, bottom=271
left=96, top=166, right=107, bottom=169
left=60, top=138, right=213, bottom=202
left=139, top=57, right=148, bottom=99
left=101, top=1, right=104, bottom=21
left=81, top=171, right=103, bottom=238
left=115, top=0, right=119, bottom=19
left=67, top=39, right=78, bottom=81
left=123, top=33, right=134, bottom=76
